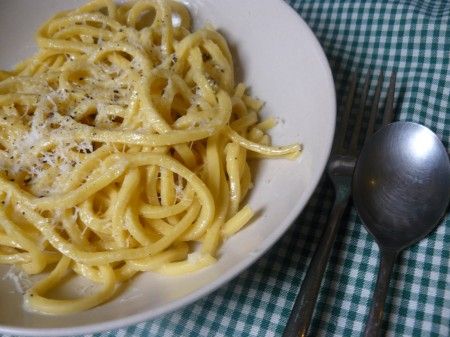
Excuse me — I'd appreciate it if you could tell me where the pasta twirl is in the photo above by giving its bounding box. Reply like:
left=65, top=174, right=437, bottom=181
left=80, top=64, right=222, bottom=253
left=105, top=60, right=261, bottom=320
left=0, top=0, right=301, bottom=314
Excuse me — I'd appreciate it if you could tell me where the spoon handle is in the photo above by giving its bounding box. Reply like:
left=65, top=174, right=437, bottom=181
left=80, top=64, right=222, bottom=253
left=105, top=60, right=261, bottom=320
left=364, top=248, right=398, bottom=337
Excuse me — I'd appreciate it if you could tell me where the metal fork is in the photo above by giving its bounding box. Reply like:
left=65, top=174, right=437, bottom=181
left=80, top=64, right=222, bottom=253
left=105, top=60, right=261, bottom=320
left=283, top=71, right=397, bottom=337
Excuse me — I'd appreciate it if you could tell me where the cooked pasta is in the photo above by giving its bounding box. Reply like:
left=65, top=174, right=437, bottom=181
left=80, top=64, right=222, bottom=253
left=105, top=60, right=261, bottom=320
left=0, top=0, right=301, bottom=314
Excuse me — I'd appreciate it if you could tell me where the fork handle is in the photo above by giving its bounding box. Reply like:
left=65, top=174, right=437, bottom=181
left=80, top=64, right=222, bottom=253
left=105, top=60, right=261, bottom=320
left=283, top=194, right=350, bottom=337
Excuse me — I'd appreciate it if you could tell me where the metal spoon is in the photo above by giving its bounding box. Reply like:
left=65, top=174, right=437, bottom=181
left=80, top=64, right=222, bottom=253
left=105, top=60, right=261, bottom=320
left=352, top=121, right=450, bottom=337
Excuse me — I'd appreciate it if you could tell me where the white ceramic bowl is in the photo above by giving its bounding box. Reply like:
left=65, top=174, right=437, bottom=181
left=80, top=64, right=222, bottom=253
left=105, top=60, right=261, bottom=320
left=0, top=0, right=335, bottom=335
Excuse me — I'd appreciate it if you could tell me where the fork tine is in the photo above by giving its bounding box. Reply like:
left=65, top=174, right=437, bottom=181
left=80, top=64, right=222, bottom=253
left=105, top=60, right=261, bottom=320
left=364, top=71, right=384, bottom=142
left=335, top=73, right=357, bottom=151
left=381, top=72, right=396, bottom=125
left=350, top=70, right=372, bottom=152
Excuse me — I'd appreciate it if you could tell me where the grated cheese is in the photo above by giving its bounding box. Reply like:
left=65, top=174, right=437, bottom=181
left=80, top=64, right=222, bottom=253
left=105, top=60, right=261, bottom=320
left=2, top=266, right=32, bottom=294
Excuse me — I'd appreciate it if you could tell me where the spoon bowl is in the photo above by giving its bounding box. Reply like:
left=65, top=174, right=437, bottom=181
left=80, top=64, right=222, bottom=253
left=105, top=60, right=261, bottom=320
left=353, top=121, right=450, bottom=250
left=352, top=121, right=450, bottom=337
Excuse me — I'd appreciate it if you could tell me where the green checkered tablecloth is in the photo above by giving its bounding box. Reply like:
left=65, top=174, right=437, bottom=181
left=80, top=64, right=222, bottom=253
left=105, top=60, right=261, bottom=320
left=7, top=1, right=448, bottom=336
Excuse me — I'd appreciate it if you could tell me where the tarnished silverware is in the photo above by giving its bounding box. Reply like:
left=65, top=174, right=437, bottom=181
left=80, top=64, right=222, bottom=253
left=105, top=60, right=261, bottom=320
left=283, top=71, right=397, bottom=337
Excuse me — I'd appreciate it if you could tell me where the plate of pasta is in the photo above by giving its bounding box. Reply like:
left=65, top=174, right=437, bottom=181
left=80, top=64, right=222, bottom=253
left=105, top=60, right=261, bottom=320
left=0, top=0, right=335, bottom=335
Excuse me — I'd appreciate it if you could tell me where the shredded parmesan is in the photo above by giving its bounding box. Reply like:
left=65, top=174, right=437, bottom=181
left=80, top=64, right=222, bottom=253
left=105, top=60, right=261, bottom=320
left=2, top=266, right=32, bottom=294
